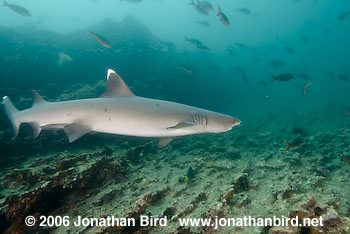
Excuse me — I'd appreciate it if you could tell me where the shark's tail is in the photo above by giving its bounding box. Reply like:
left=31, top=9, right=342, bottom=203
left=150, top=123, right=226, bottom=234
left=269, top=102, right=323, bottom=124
left=3, top=0, right=8, bottom=6
left=217, top=4, right=222, bottom=16
left=270, top=73, right=277, bottom=83
left=2, top=96, right=20, bottom=138
left=284, top=140, right=292, bottom=152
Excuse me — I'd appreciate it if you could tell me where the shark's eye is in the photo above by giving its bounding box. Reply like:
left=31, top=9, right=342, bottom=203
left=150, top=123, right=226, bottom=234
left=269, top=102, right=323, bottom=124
left=232, top=119, right=241, bottom=125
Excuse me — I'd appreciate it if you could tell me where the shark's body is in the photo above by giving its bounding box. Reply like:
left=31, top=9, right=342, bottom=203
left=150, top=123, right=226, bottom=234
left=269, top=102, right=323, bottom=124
left=2, top=69, right=240, bottom=147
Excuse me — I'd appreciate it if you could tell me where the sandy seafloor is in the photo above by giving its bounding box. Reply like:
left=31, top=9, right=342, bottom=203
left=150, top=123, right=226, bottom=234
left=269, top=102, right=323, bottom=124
left=1, top=92, right=350, bottom=234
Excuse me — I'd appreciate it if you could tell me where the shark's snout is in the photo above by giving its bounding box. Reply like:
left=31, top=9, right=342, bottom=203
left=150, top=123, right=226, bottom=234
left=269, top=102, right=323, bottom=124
left=232, top=118, right=241, bottom=127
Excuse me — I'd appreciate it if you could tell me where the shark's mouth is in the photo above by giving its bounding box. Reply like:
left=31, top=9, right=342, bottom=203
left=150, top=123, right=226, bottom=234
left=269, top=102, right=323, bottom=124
left=232, top=118, right=241, bottom=128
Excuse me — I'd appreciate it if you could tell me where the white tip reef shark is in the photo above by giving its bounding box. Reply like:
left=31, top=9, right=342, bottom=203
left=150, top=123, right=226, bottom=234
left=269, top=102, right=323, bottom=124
left=2, top=69, right=241, bottom=147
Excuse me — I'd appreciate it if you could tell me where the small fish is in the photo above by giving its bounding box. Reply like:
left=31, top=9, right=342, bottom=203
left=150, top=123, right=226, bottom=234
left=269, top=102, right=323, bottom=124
left=339, top=74, right=349, bottom=82
left=197, top=44, right=210, bottom=52
left=270, top=73, right=294, bottom=83
left=303, top=81, right=312, bottom=96
left=182, top=67, right=192, bottom=74
left=197, top=20, right=210, bottom=27
left=184, top=176, right=189, bottom=184
left=186, top=167, right=195, bottom=184
left=301, top=35, right=309, bottom=44
left=227, top=47, right=236, bottom=56
left=185, top=37, right=202, bottom=46
left=338, top=11, right=350, bottom=21
left=180, top=63, right=196, bottom=74
left=284, top=46, right=295, bottom=54
left=241, top=74, right=249, bottom=83
left=237, top=7, right=251, bottom=15
left=57, top=53, right=73, bottom=66
left=3, top=0, right=31, bottom=17
left=269, top=59, right=285, bottom=69
left=89, top=30, right=112, bottom=48
left=284, top=138, right=303, bottom=152
left=217, top=4, right=230, bottom=26
left=191, top=0, right=212, bottom=15
left=198, top=1, right=213, bottom=12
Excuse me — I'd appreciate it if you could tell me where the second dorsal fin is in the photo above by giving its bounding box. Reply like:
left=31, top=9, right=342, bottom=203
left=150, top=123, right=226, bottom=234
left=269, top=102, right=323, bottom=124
left=100, top=69, right=135, bottom=98
left=32, top=90, right=47, bottom=107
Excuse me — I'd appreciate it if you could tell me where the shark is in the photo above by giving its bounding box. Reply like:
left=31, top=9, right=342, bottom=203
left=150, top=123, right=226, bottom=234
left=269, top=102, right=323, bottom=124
left=2, top=69, right=241, bottom=147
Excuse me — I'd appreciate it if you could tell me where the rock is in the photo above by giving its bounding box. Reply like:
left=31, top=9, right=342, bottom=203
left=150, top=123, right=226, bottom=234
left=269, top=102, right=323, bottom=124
left=224, top=189, right=234, bottom=205
left=236, top=194, right=251, bottom=208
left=323, top=207, right=341, bottom=228
left=163, top=207, right=176, bottom=219
left=233, top=173, right=250, bottom=193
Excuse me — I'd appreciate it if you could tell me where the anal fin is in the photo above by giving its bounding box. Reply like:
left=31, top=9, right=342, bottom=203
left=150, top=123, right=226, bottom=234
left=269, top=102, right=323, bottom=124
left=64, top=123, right=91, bottom=143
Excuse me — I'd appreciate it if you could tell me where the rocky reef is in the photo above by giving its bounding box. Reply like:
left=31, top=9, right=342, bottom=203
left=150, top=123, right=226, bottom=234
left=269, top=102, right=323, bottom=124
left=0, top=109, right=350, bottom=234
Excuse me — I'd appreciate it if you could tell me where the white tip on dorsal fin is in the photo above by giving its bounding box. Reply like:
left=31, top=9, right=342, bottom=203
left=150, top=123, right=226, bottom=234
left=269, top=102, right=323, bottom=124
left=100, top=69, right=135, bottom=97
left=32, top=90, right=47, bottom=107
left=107, top=69, right=115, bottom=80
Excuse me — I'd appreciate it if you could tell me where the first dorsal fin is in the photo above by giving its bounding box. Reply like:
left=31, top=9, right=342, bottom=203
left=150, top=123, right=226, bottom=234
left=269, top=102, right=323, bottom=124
left=32, top=90, right=47, bottom=107
left=100, top=69, right=135, bottom=98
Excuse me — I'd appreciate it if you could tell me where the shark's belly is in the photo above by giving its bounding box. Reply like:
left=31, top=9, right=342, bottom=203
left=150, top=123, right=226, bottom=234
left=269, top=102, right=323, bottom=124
left=90, top=98, right=206, bottom=137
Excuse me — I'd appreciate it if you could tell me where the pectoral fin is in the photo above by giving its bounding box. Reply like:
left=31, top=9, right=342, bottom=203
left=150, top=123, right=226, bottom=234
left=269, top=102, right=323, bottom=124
left=158, top=137, right=173, bottom=148
left=64, top=123, right=91, bottom=143
left=167, top=121, right=196, bottom=130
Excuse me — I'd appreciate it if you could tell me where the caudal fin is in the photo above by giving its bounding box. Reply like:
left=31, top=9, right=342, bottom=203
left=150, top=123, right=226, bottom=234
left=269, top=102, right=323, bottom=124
left=284, top=140, right=292, bottom=152
left=270, top=73, right=277, bottom=83
left=2, top=96, right=20, bottom=138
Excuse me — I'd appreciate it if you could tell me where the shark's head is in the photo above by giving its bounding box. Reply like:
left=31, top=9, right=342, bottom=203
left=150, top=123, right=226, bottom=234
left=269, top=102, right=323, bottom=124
left=206, top=114, right=241, bottom=133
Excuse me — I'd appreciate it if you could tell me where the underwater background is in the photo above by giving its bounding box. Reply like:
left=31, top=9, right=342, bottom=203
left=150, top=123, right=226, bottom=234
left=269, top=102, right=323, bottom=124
left=0, top=0, right=350, bottom=233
